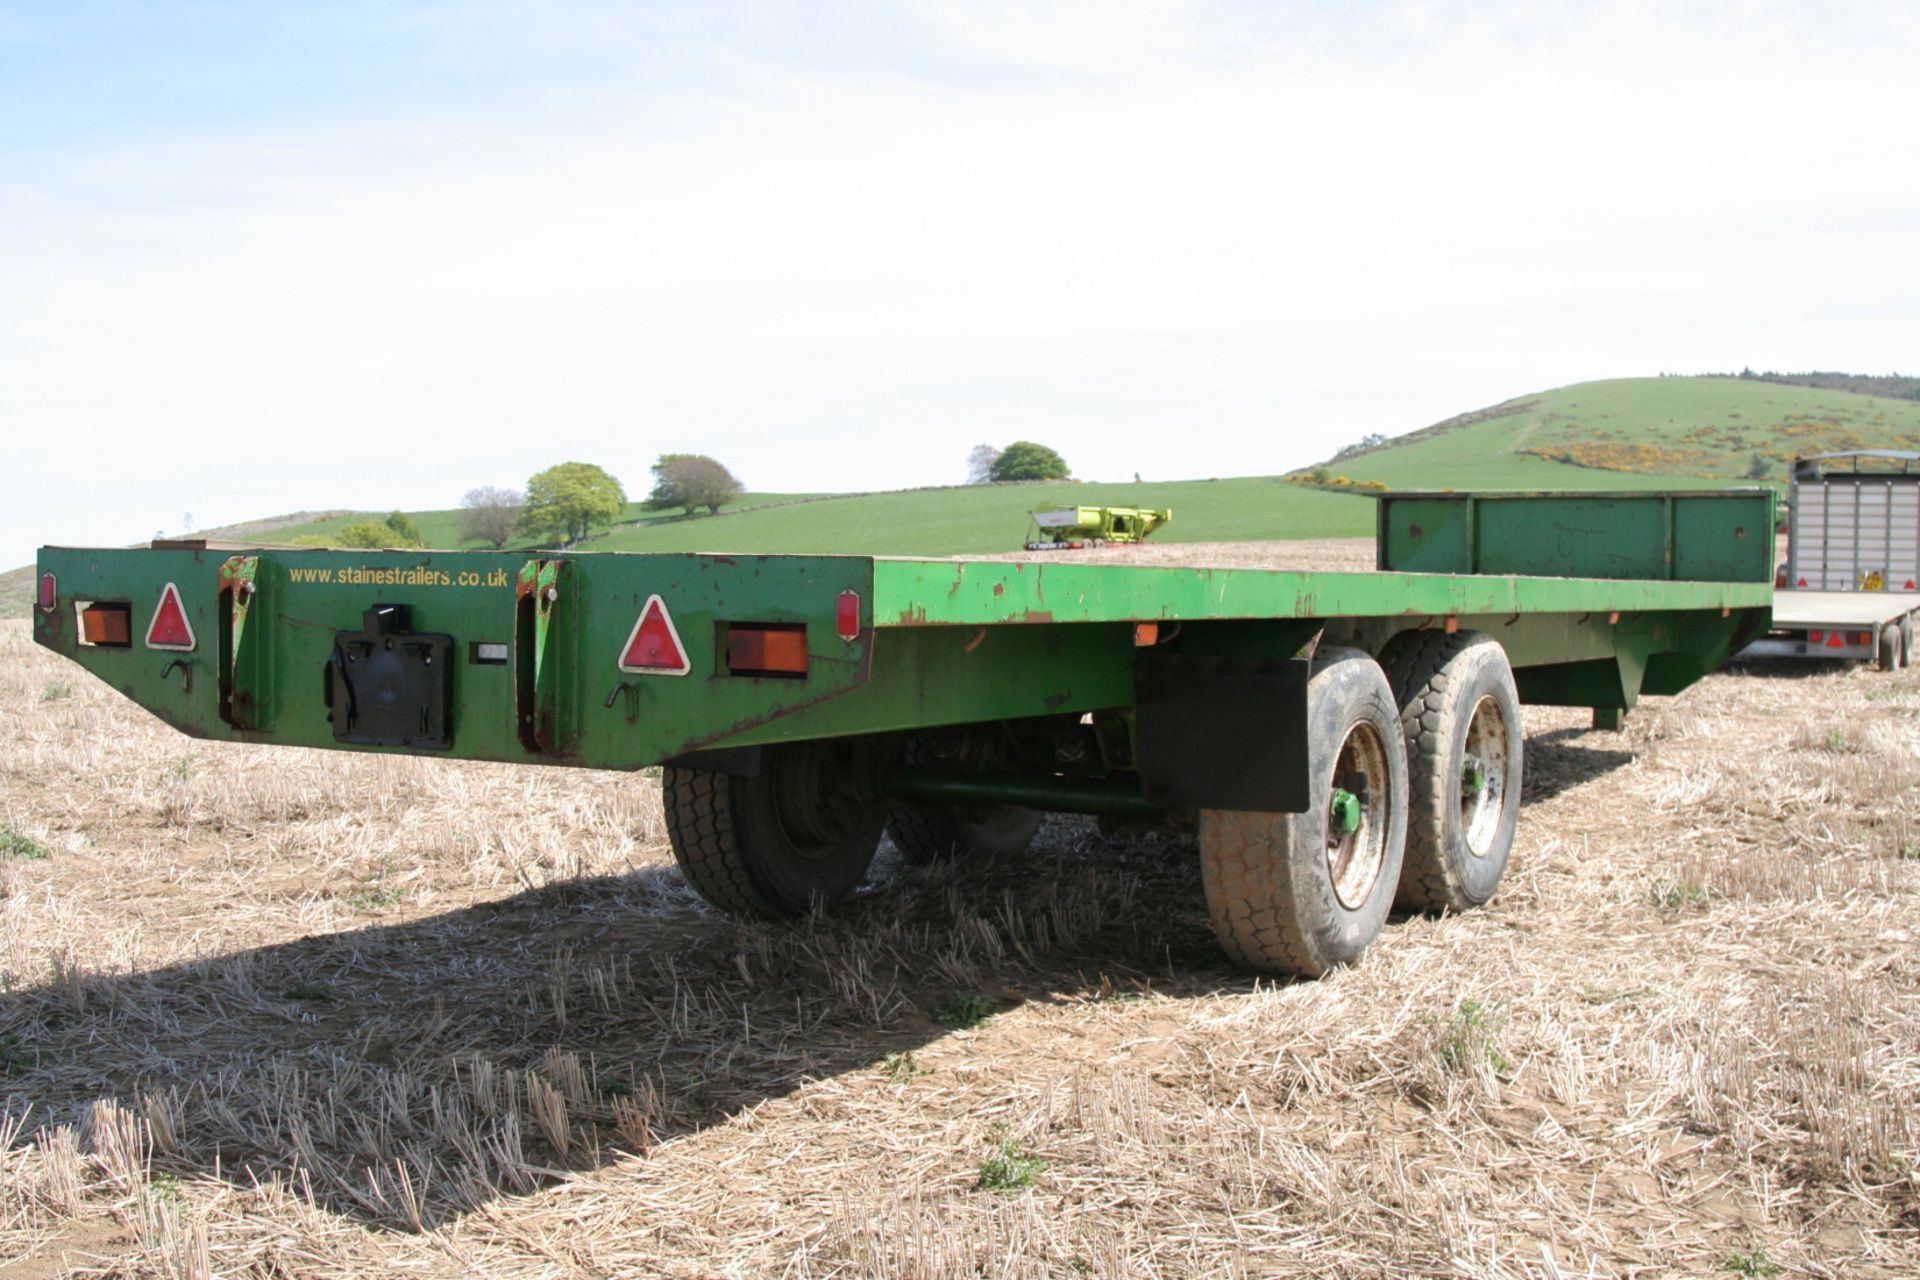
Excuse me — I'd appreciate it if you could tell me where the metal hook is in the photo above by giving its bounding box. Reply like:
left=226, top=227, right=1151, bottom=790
left=603, top=681, right=639, bottom=723
left=160, top=659, right=193, bottom=694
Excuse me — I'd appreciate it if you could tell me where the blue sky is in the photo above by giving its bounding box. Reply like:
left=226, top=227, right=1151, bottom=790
left=4, top=1, right=1919, bottom=564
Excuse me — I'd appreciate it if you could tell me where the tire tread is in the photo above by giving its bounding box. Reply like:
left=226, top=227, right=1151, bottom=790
left=1198, top=810, right=1324, bottom=975
left=1380, top=630, right=1509, bottom=911
left=662, top=767, right=781, bottom=918
left=887, top=803, right=962, bottom=865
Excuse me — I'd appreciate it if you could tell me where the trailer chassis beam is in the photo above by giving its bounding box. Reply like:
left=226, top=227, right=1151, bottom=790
left=882, top=765, right=1166, bottom=819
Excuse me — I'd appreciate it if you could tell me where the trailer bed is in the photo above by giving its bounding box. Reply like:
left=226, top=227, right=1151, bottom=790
left=32, top=487, right=1778, bottom=976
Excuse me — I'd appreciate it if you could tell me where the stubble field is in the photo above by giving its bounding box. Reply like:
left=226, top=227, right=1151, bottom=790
left=1, top=539, right=1916, bottom=1278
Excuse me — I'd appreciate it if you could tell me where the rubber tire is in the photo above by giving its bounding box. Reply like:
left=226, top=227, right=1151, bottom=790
left=1197, top=647, right=1408, bottom=977
left=663, top=748, right=885, bottom=919
left=887, top=803, right=1042, bottom=864
left=1880, top=624, right=1904, bottom=672
left=1902, top=616, right=1914, bottom=668
left=1379, top=630, right=1525, bottom=912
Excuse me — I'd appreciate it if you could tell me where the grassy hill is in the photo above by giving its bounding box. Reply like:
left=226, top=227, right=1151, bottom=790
left=1315, top=377, right=1920, bottom=490
left=261, top=494, right=826, bottom=549
left=0, top=509, right=356, bottom=620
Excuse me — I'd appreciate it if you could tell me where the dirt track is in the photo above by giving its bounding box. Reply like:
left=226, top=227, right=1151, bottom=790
left=1, top=541, right=1916, bottom=1278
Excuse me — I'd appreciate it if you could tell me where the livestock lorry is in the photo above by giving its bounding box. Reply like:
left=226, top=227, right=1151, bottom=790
left=1741, top=450, right=1920, bottom=669
left=33, top=489, right=1774, bottom=977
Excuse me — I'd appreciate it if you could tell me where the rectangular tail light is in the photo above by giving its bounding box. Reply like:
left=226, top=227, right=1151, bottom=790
left=79, top=602, right=133, bottom=647
left=726, top=624, right=808, bottom=677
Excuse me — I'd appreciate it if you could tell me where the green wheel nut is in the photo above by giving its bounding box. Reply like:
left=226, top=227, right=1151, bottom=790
left=1329, top=788, right=1362, bottom=835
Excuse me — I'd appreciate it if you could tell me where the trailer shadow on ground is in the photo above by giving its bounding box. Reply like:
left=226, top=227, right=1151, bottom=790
left=2, top=731, right=1646, bottom=1235
left=0, top=825, right=1253, bottom=1232
left=1520, top=727, right=1637, bottom=803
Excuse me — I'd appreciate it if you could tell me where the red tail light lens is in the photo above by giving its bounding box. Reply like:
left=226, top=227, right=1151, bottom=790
left=836, top=590, right=861, bottom=642
left=38, top=573, right=56, bottom=611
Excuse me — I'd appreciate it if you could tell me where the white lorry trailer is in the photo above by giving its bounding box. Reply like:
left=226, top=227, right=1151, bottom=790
left=1742, top=450, right=1920, bottom=669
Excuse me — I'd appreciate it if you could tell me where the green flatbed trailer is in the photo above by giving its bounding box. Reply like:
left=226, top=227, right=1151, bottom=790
left=33, top=490, right=1775, bottom=976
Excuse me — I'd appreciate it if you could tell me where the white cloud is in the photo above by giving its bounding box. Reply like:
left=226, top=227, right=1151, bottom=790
left=3, top=1, right=1918, bottom=563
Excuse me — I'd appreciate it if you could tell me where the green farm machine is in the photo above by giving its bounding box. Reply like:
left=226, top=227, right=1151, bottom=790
left=36, top=489, right=1773, bottom=978
left=1023, top=506, right=1171, bottom=551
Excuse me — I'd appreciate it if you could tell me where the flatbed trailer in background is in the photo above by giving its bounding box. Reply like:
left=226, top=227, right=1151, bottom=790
left=34, top=489, right=1774, bottom=977
left=1741, top=591, right=1916, bottom=667
left=1742, top=450, right=1920, bottom=669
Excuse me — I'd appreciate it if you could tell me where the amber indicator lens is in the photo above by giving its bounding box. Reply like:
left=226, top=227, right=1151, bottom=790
left=726, top=624, right=808, bottom=677
left=78, top=602, right=133, bottom=647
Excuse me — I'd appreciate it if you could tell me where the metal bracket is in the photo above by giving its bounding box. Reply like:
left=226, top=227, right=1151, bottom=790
left=516, top=560, right=566, bottom=752
left=324, top=604, right=453, bottom=749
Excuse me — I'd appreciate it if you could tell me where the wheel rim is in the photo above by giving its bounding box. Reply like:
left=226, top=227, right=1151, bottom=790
left=771, top=742, right=871, bottom=861
left=1459, top=694, right=1509, bottom=857
left=1325, top=720, right=1390, bottom=909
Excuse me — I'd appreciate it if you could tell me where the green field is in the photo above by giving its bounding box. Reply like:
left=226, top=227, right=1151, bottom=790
left=587, top=479, right=1369, bottom=556
left=1318, top=376, right=1920, bottom=490
left=13, top=374, right=1920, bottom=617
left=227, top=481, right=1374, bottom=558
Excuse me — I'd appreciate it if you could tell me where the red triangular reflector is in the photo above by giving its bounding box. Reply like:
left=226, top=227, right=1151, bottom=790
left=1905, top=580, right=1915, bottom=590
left=1827, top=632, right=1844, bottom=648
left=146, top=582, right=195, bottom=651
left=618, top=594, right=690, bottom=675
left=1796, top=578, right=1807, bottom=587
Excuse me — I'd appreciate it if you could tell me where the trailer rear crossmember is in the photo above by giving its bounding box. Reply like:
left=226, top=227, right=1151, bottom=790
left=36, top=489, right=1774, bottom=976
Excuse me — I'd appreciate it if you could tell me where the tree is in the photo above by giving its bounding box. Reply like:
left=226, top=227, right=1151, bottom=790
left=519, top=462, right=626, bottom=546
left=1745, top=452, right=1771, bottom=480
left=646, top=453, right=742, bottom=516
left=642, top=454, right=695, bottom=511
left=383, top=510, right=424, bottom=546
left=989, top=441, right=1070, bottom=482
left=335, top=520, right=407, bottom=549
left=1333, top=432, right=1388, bottom=461
left=965, top=444, right=1002, bottom=485
left=459, top=486, right=524, bottom=549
